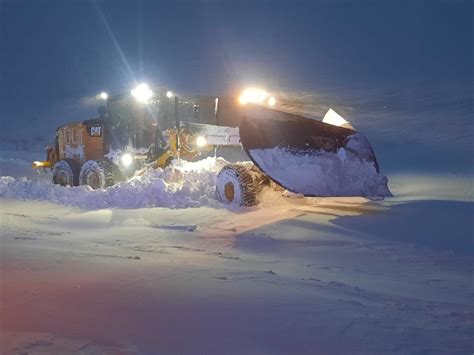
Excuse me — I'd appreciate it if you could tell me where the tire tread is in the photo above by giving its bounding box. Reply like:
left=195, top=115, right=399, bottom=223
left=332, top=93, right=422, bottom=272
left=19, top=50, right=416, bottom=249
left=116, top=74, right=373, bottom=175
left=217, top=164, right=257, bottom=206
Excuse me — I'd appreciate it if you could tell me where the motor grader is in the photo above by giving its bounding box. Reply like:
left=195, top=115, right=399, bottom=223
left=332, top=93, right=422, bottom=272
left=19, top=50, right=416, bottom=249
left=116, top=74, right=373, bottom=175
left=33, top=85, right=390, bottom=206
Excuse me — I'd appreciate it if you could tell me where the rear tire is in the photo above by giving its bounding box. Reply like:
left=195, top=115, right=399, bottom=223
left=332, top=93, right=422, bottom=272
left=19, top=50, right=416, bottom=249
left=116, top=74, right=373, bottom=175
left=79, top=160, right=118, bottom=189
left=216, top=164, right=257, bottom=206
left=52, top=159, right=80, bottom=186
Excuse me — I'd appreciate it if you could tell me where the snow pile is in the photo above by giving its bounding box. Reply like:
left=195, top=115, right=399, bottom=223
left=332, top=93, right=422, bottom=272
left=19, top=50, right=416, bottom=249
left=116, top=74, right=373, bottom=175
left=0, top=142, right=392, bottom=209
left=0, top=157, right=229, bottom=209
left=249, top=145, right=392, bottom=198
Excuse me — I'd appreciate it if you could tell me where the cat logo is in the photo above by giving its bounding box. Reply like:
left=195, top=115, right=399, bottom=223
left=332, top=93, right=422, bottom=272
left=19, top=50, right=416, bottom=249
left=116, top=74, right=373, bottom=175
left=89, top=126, right=102, bottom=137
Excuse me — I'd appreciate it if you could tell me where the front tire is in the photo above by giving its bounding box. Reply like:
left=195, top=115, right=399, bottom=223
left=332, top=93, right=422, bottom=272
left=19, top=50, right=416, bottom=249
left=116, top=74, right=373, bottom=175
left=216, top=164, right=257, bottom=206
left=79, top=160, right=118, bottom=189
left=52, top=159, right=80, bottom=186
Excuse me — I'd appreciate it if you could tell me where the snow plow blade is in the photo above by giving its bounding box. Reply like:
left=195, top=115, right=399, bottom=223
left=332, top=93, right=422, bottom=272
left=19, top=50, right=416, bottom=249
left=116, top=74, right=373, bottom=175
left=239, top=105, right=392, bottom=198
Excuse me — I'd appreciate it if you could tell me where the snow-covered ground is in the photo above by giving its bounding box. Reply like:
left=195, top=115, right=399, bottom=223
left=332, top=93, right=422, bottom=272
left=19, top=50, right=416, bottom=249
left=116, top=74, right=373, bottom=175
left=0, top=149, right=473, bottom=354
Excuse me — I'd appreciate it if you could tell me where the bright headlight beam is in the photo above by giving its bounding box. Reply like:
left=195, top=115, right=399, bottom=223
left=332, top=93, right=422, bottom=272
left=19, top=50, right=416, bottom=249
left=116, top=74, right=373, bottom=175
left=131, top=83, right=153, bottom=103
left=166, top=91, right=173, bottom=98
left=121, top=153, right=133, bottom=167
left=99, top=92, right=108, bottom=100
left=238, top=88, right=269, bottom=105
left=267, top=96, right=276, bottom=106
left=196, top=136, right=207, bottom=147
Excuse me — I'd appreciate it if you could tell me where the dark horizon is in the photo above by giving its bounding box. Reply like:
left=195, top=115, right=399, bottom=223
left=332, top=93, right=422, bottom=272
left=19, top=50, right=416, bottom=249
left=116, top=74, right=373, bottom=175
left=1, top=0, right=472, bottom=106
left=0, top=0, right=472, bottom=173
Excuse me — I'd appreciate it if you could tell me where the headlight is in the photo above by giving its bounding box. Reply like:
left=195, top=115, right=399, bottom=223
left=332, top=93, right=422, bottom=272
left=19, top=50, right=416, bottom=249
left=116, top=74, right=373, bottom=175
left=121, top=153, right=133, bottom=167
left=238, top=88, right=269, bottom=105
left=196, top=136, right=207, bottom=147
left=131, top=83, right=153, bottom=103
left=267, top=96, right=276, bottom=106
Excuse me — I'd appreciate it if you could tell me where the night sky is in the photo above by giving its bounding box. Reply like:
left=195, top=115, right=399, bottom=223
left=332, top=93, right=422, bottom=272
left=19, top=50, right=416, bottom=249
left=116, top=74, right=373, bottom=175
left=0, top=0, right=472, bottom=153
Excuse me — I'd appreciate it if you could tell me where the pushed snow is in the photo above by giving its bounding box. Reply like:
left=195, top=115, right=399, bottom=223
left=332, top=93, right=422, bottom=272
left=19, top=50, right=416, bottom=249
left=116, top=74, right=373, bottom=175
left=0, top=147, right=391, bottom=209
left=249, top=145, right=392, bottom=198
left=0, top=157, right=230, bottom=209
left=0, top=136, right=392, bottom=209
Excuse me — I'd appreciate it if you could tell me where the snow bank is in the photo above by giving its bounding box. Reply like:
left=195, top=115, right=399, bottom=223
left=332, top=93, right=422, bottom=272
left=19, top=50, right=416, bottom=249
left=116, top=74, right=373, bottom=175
left=0, top=146, right=391, bottom=210
left=0, top=157, right=229, bottom=210
left=249, top=146, right=392, bottom=198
